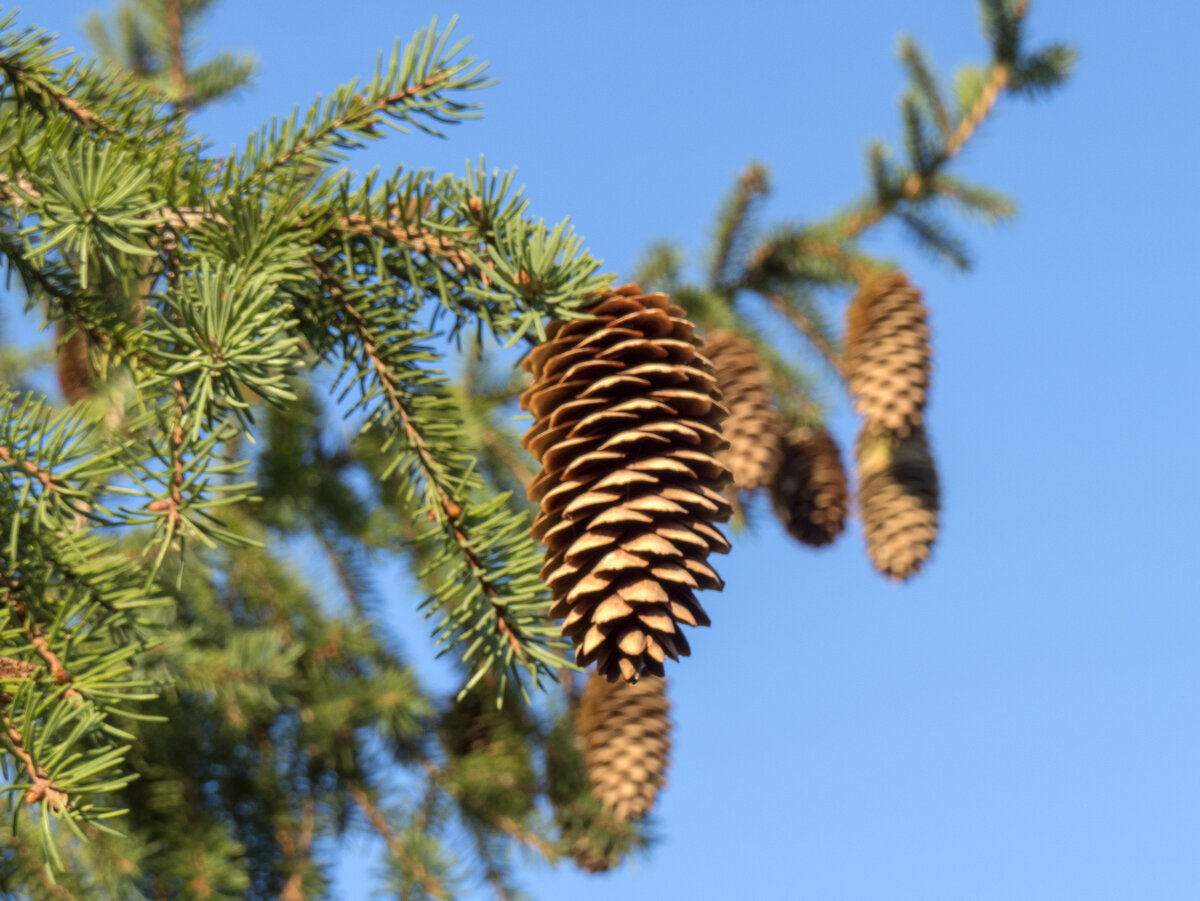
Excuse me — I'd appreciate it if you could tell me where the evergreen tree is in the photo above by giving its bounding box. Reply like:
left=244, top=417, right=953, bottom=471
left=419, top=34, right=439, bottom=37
left=0, top=1, right=1072, bottom=897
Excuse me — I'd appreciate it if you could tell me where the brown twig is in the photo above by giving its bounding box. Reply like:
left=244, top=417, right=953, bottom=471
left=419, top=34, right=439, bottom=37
left=479, top=427, right=535, bottom=492
left=278, top=794, right=316, bottom=901
left=27, top=631, right=82, bottom=706
left=147, top=379, right=188, bottom=528
left=0, top=444, right=67, bottom=498
left=315, top=530, right=366, bottom=616
left=1, top=708, right=69, bottom=812
left=421, top=759, right=556, bottom=860
left=0, top=56, right=122, bottom=135
left=163, top=0, right=192, bottom=111
left=311, top=258, right=531, bottom=662
left=832, top=9, right=1025, bottom=243
left=761, top=291, right=845, bottom=380
left=349, top=781, right=448, bottom=900
left=338, top=210, right=489, bottom=278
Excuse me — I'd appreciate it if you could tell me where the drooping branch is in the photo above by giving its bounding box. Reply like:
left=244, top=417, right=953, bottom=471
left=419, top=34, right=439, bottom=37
left=349, top=781, right=448, bottom=901
left=314, top=259, right=534, bottom=663
left=831, top=6, right=1027, bottom=243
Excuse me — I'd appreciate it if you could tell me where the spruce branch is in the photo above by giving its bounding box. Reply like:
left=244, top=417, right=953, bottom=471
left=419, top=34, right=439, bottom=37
left=350, top=781, right=449, bottom=901
left=0, top=707, right=70, bottom=813
left=0, top=54, right=121, bottom=137
left=313, top=258, right=559, bottom=690
left=162, top=0, right=190, bottom=110
left=828, top=0, right=1055, bottom=245
left=707, top=163, right=768, bottom=293
left=760, top=290, right=845, bottom=379
left=223, top=17, right=490, bottom=199
left=276, top=793, right=316, bottom=901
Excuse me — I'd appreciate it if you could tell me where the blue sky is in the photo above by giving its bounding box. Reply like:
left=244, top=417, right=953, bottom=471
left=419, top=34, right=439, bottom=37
left=13, top=1, right=1200, bottom=898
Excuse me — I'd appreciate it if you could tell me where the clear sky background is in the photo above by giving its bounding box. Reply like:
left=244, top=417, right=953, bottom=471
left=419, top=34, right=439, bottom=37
left=13, top=1, right=1200, bottom=899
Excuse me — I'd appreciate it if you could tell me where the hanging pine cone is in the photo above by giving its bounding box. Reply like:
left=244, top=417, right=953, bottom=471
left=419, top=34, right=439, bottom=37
left=856, top=424, right=940, bottom=581
left=702, top=330, right=784, bottom=492
left=55, top=320, right=93, bottom=405
left=520, top=284, right=732, bottom=682
left=844, top=272, right=931, bottom=436
left=578, top=672, right=670, bottom=823
left=771, top=425, right=849, bottom=547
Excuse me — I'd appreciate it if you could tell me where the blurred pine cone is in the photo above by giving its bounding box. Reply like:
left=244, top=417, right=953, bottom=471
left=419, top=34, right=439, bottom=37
left=844, top=272, right=931, bottom=436
left=702, top=330, right=784, bottom=492
left=520, top=284, right=732, bottom=682
left=856, top=425, right=940, bottom=581
left=771, top=425, right=849, bottom=547
left=55, top=320, right=93, bottom=404
left=578, top=673, right=670, bottom=823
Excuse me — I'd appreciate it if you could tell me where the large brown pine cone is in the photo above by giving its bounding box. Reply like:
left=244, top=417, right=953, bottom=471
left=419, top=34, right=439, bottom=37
left=856, top=424, right=940, bottom=581
left=520, top=284, right=732, bottom=682
left=771, top=425, right=849, bottom=547
left=844, top=272, right=931, bottom=436
left=702, top=331, right=784, bottom=492
left=578, top=673, right=670, bottom=823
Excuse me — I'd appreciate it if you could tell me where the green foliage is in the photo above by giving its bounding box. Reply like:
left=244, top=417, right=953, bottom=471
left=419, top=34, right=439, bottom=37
left=84, top=0, right=256, bottom=108
left=0, top=1, right=1073, bottom=896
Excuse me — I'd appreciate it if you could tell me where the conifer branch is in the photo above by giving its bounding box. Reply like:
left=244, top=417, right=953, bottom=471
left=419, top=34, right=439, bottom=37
left=5, top=832, right=78, bottom=900
left=832, top=4, right=1029, bottom=243
left=163, top=0, right=190, bottom=110
left=708, top=164, right=768, bottom=293
left=350, top=781, right=449, bottom=901
left=337, top=208, right=493, bottom=280
left=316, top=529, right=367, bottom=616
left=0, top=55, right=121, bottom=135
left=422, top=759, right=555, bottom=859
left=479, top=426, right=535, bottom=492
left=315, top=258, right=542, bottom=670
left=1, top=709, right=70, bottom=812
left=760, top=290, right=845, bottom=379
left=278, top=794, right=316, bottom=901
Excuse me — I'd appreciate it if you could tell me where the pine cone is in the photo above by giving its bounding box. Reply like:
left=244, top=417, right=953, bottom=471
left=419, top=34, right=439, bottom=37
left=844, top=272, right=931, bottom=436
left=771, top=425, right=849, bottom=547
left=578, top=673, right=670, bottom=823
left=856, top=425, right=940, bottom=581
left=55, top=320, right=93, bottom=405
left=520, top=284, right=732, bottom=682
left=702, top=331, right=784, bottom=492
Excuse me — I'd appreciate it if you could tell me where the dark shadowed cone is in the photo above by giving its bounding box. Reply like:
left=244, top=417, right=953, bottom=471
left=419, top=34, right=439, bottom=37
left=519, top=284, right=732, bottom=682
left=856, top=424, right=940, bottom=581
left=702, top=330, right=784, bottom=492
left=578, top=673, right=670, bottom=823
left=771, top=425, right=849, bottom=547
left=844, top=272, right=931, bottom=436
left=55, top=320, right=93, bottom=404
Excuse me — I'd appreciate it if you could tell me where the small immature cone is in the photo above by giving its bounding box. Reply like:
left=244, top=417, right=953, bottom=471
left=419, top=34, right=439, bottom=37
left=520, top=284, right=732, bottom=682
left=771, top=425, right=849, bottom=547
left=577, top=673, right=670, bottom=823
left=856, top=424, right=940, bottom=581
left=844, top=272, right=931, bottom=436
left=55, top=320, right=93, bottom=404
left=702, top=331, right=785, bottom=492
